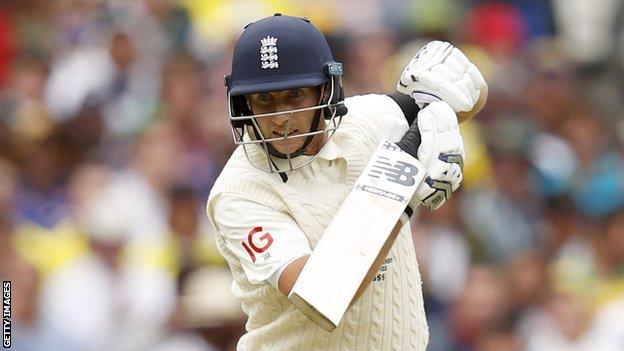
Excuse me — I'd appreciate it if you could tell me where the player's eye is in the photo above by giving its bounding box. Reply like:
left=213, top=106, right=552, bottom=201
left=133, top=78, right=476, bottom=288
left=257, top=93, right=274, bottom=104
left=289, top=89, right=303, bottom=99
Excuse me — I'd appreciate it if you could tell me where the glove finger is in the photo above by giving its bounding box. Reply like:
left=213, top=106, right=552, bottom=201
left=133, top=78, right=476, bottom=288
left=438, top=81, right=472, bottom=112
left=415, top=180, right=443, bottom=211
left=416, top=108, right=438, bottom=166
left=428, top=159, right=452, bottom=178
left=427, top=101, right=457, bottom=130
left=399, top=41, right=455, bottom=90
left=431, top=63, right=461, bottom=81
left=448, top=47, right=471, bottom=69
left=411, top=91, right=442, bottom=105
left=425, top=176, right=453, bottom=200
left=430, top=160, right=462, bottom=189
left=397, top=75, right=412, bottom=91
left=461, top=72, right=480, bottom=103
left=438, top=152, right=464, bottom=169
left=467, top=63, right=487, bottom=89
left=423, top=41, right=453, bottom=62
left=441, top=55, right=467, bottom=78
left=426, top=102, right=463, bottom=155
left=428, top=161, right=462, bottom=193
left=418, top=70, right=445, bottom=90
left=434, top=162, right=463, bottom=192
left=449, top=163, right=463, bottom=191
left=404, top=81, right=442, bottom=107
left=436, top=131, right=464, bottom=157
left=404, top=41, right=453, bottom=80
left=425, top=40, right=446, bottom=51
left=456, top=78, right=474, bottom=107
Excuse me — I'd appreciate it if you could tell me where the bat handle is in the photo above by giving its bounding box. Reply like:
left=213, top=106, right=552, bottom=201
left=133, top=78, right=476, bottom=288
left=395, top=118, right=421, bottom=159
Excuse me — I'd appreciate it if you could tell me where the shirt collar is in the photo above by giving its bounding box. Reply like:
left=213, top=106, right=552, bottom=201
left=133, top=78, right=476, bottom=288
left=316, top=137, right=342, bottom=161
left=271, top=137, right=343, bottom=170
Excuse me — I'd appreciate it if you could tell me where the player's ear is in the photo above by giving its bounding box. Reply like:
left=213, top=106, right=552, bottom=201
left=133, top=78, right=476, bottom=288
left=319, top=84, right=330, bottom=102
left=245, top=95, right=255, bottom=113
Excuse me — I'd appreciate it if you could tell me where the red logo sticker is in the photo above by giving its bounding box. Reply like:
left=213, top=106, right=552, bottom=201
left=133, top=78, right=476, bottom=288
left=241, top=226, right=274, bottom=263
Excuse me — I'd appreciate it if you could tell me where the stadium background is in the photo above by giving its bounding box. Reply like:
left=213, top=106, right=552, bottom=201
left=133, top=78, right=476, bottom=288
left=1, top=0, right=623, bottom=350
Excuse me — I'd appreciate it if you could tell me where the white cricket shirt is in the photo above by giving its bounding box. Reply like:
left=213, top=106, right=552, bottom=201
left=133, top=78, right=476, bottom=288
left=211, top=95, right=410, bottom=287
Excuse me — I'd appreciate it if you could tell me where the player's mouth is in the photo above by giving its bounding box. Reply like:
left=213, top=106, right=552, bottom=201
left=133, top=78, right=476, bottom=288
left=273, top=129, right=299, bottom=138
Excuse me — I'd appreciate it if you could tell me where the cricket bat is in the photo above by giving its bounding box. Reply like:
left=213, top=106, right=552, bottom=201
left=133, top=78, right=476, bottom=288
left=288, top=138, right=426, bottom=331
left=287, top=86, right=487, bottom=330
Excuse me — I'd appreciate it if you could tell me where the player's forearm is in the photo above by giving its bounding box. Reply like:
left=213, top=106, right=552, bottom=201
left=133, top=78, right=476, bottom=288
left=278, top=255, right=309, bottom=295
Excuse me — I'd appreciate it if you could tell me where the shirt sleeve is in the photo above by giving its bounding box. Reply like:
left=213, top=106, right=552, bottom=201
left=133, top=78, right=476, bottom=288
left=211, top=193, right=312, bottom=285
left=344, top=94, right=409, bottom=143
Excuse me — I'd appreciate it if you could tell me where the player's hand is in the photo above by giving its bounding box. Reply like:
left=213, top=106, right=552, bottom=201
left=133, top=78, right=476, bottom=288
left=397, top=41, right=486, bottom=113
left=413, top=102, right=465, bottom=210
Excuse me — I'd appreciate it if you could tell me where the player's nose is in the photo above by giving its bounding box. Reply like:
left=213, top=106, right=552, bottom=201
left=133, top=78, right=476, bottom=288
left=270, top=113, right=290, bottom=126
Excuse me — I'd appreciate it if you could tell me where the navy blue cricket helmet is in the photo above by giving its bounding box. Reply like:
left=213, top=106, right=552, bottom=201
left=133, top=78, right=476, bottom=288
left=224, top=14, right=347, bottom=173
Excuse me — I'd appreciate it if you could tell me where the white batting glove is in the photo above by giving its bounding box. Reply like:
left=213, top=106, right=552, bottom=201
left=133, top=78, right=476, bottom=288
left=397, top=41, right=486, bottom=113
left=412, top=102, right=465, bottom=210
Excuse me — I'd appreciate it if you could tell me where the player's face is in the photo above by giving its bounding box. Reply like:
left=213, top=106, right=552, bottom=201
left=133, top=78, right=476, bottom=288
left=247, top=86, right=324, bottom=155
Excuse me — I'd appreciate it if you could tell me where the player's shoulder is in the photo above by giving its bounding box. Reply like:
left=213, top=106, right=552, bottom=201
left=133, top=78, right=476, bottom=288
left=344, top=93, right=402, bottom=117
left=208, top=148, right=285, bottom=209
left=215, top=146, right=270, bottom=180
left=210, top=149, right=266, bottom=196
left=336, top=93, right=403, bottom=141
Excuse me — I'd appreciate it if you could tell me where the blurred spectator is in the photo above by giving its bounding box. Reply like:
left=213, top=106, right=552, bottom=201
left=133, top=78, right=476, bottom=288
left=414, top=197, right=471, bottom=351
left=14, top=132, right=71, bottom=228
left=523, top=291, right=620, bottom=351
left=594, top=209, right=624, bottom=305
left=507, top=251, right=549, bottom=313
left=563, top=111, right=624, bottom=218
left=166, top=185, right=225, bottom=277
left=461, top=151, right=540, bottom=263
left=449, top=265, right=515, bottom=350
left=39, top=192, right=176, bottom=351
left=474, top=324, right=522, bottom=351
left=1, top=56, right=54, bottom=146
left=588, top=296, right=624, bottom=349
left=98, top=120, right=181, bottom=243
left=9, top=256, right=79, bottom=351
left=0, top=158, right=17, bottom=212
left=157, top=52, right=223, bottom=195
left=463, top=1, right=527, bottom=56
left=416, top=198, right=471, bottom=305
left=159, top=267, right=245, bottom=351
left=0, top=4, right=16, bottom=88
left=0, top=211, right=16, bottom=279
left=344, top=30, right=398, bottom=95
left=552, top=0, right=623, bottom=64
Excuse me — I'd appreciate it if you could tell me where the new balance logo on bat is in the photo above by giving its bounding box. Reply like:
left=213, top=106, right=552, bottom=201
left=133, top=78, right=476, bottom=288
left=381, top=140, right=399, bottom=151
left=368, top=155, right=419, bottom=186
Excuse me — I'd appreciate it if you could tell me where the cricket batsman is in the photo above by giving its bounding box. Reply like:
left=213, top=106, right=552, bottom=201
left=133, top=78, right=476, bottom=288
left=207, top=14, right=487, bottom=350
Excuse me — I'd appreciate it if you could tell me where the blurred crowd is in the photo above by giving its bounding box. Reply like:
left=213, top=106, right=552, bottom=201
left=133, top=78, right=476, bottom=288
left=0, top=0, right=623, bottom=350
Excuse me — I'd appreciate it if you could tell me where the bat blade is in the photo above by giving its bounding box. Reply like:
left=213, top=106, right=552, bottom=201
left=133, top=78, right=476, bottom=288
left=287, top=139, right=426, bottom=330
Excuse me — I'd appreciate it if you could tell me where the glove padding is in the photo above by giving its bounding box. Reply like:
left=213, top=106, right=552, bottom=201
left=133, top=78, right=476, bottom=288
left=412, top=102, right=465, bottom=210
left=397, top=41, right=486, bottom=113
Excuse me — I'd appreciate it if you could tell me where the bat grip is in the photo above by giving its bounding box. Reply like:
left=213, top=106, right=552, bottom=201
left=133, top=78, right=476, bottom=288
left=395, top=118, right=421, bottom=159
